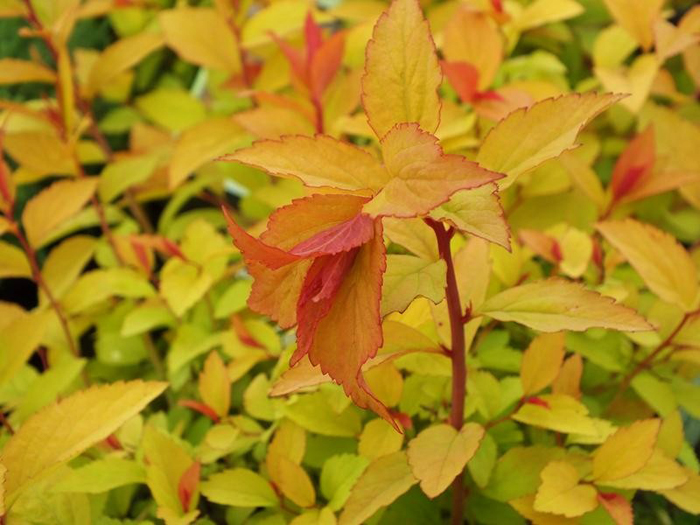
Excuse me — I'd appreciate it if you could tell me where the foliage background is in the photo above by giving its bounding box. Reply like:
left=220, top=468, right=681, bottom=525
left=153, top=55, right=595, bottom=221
left=0, top=0, right=700, bottom=524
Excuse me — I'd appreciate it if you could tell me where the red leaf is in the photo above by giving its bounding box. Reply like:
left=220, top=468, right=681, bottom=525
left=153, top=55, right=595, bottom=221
left=304, top=12, right=323, bottom=63
left=223, top=207, right=300, bottom=270
left=492, top=0, right=504, bottom=13
left=442, top=60, right=480, bottom=103
left=610, top=126, right=655, bottom=203
left=290, top=213, right=374, bottom=257
left=598, top=492, right=633, bottom=525
left=309, top=32, right=345, bottom=100
left=523, top=396, right=550, bottom=409
left=177, top=461, right=201, bottom=513
left=178, top=399, right=220, bottom=423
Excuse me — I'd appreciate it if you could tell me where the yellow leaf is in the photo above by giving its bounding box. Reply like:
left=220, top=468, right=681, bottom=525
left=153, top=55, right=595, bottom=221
left=362, top=0, right=441, bottom=139
left=241, top=0, right=310, bottom=49
left=595, top=54, right=658, bottom=113
left=21, top=178, right=97, bottom=248
left=363, top=123, right=500, bottom=218
left=199, top=352, right=230, bottom=418
left=63, top=267, right=155, bottom=314
left=4, top=131, right=75, bottom=177
left=87, top=31, right=164, bottom=97
left=476, top=93, right=623, bottom=189
left=654, top=19, right=700, bottom=63
left=0, top=58, right=56, bottom=84
left=477, top=278, right=652, bottom=332
left=592, top=24, right=639, bottom=68
left=520, top=332, right=566, bottom=396
left=226, top=134, right=388, bottom=192
left=407, top=423, right=484, bottom=498
left=380, top=255, right=446, bottom=316
left=602, top=450, right=688, bottom=490
left=135, top=88, right=206, bottom=132
left=552, top=354, right=583, bottom=400
left=602, top=0, right=663, bottom=50
left=659, top=470, right=700, bottom=514
left=559, top=227, right=593, bottom=278
left=358, top=419, right=404, bottom=460
left=291, top=508, right=337, bottom=525
left=268, top=419, right=306, bottom=464
left=159, top=8, right=241, bottom=74
left=0, top=240, right=30, bottom=279
left=429, top=184, right=510, bottom=250
left=170, top=117, right=243, bottom=189
left=534, top=461, right=598, bottom=517
left=510, top=494, right=579, bottom=525
left=657, top=411, right=684, bottom=459
left=40, top=236, right=96, bottom=304
left=513, top=0, right=584, bottom=32
left=339, top=451, right=417, bottom=525
left=598, top=219, right=698, bottom=312
left=592, top=419, right=660, bottom=482
left=512, top=394, right=599, bottom=435
left=0, top=380, right=166, bottom=505
left=442, top=9, right=502, bottom=89
left=267, top=452, right=316, bottom=507
left=200, top=468, right=277, bottom=507
left=0, top=462, right=5, bottom=516
left=0, top=310, right=50, bottom=385
left=98, top=154, right=159, bottom=202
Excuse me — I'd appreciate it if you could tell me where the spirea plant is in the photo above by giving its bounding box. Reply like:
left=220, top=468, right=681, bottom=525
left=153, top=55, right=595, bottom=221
left=0, top=0, right=699, bottom=524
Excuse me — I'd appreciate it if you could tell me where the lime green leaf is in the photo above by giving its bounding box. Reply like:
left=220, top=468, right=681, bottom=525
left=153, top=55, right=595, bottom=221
left=201, top=468, right=277, bottom=507
left=54, top=458, right=146, bottom=493
left=381, top=255, right=446, bottom=316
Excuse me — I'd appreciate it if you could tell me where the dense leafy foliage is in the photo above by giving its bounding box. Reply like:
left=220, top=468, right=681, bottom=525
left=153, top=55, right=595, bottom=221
left=0, top=0, right=699, bottom=524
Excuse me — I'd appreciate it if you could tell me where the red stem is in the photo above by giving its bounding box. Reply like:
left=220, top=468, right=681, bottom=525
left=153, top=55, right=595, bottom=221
left=427, top=219, right=467, bottom=525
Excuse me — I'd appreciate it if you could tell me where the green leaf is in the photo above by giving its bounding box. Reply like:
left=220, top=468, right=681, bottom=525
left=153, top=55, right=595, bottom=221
left=201, top=468, right=278, bottom=508
left=320, top=454, right=369, bottom=511
left=54, top=458, right=146, bottom=493
left=380, top=255, right=446, bottom=316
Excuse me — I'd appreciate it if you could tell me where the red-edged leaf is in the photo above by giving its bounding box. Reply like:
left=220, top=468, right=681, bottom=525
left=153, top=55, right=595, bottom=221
left=610, top=126, right=655, bottom=203
left=598, top=493, right=633, bottom=525
left=178, top=461, right=201, bottom=513
left=224, top=207, right=300, bottom=270
left=289, top=213, right=374, bottom=257
left=519, top=229, right=562, bottom=264
left=309, top=32, right=345, bottom=100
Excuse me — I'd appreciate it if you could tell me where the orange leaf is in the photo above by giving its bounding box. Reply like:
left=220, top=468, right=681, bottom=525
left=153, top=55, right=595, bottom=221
left=310, top=32, right=345, bottom=99
left=598, top=493, right=633, bottom=525
left=177, top=461, right=201, bottom=513
left=248, top=260, right=312, bottom=329
left=610, top=126, right=655, bottom=204
left=363, top=123, right=502, bottom=218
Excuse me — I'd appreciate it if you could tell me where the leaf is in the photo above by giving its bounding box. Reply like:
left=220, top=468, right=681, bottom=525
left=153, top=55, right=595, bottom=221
left=269, top=420, right=306, bottom=465
left=603, top=0, right=664, bottom=50
left=381, top=255, right=446, bottom=315
left=362, top=0, right=441, bottom=139
left=0, top=311, right=50, bottom=385
left=4, top=131, right=74, bottom=177
left=98, top=154, right=159, bottom=202
left=592, top=419, right=660, bottom=482
left=225, top=134, right=388, bottom=192
left=552, top=354, right=583, bottom=400
left=320, top=454, right=369, bottom=511
left=510, top=494, right=579, bottom=525
left=513, top=0, right=584, bottom=32
left=598, top=493, right=633, bottom=525
left=170, top=117, right=243, bottom=189
left=0, top=241, right=30, bottom=279
left=597, top=219, right=699, bottom=312
left=291, top=508, right=337, bottom=525
left=339, top=451, right=417, bottom=525
left=609, top=126, right=655, bottom=205
left=442, top=9, right=502, bottom=90
left=534, top=461, right=598, bottom=518
left=659, top=471, right=700, bottom=514
left=21, top=178, right=97, bottom=248
left=199, top=352, right=230, bottom=419
left=476, top=93, right=623, bottom=189
left=40, top=235, right=96, bottom=304
left=63, top=268, right=155, bottom=314
left=363, top=123, right=502, bottom=218
left=520, top=332, right=566, bottom=396
left=54, top=458, right=146, bottom=494
left=284, top=391, right=362, bottom=437
left=512, top=394, right=599, bottom=435
left=0, top=380, right=166, bottom=504
left=429, top=184, right=510, bottom=249
left=407, top=423, right=484, bottom=498
left=267, top=453, right=316, bottom=507
left=601, top=450, right=688, bottom=490
left=86, top=31, right=164, bottom=97
left=358, top=419, right=404, bottom=460
left=0, top=58, right=56, bottom=84
left=477, top=278, right=652, bottom=332
left=200, top=468, right=277, bottom=507
left=159, top=8, right=241, bottom=74
left=135, top=88, right=206, bottom=132
left=595, top=54, right=658, bottom=114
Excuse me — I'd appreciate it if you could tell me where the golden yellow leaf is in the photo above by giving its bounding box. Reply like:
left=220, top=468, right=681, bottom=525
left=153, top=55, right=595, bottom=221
left=595, top=54, right=658, bottom=113
left=268, top=420, right=306, bottom=464
left=22, top=178, right=97, bottom=248
left=534, top=461, right=598, bottom=517
left=267, top=452, right=316, bottom=507
left=86, top=31, right=165, bottom=98
left=654, top=19, right=699, bottom=63
left=358, top=419, right=404, bottom=460
left=362, top=0, right=441, bottom=139
left=513, top=0, right=584, bottom=32
left=40, top=235, right=96, bottom=304
left=520, top=332, right=566, bottom=396
left=476, top=93, right=623, bottom=189
left=442, top=9, right=502, bottom=90
left=659, top=470, right=700, bottom=514
left=0, top=240, right=30, bottom=279
left=339, top=451, right=417, bottom=525
left=407, top=423, right=484, bottom=498
left=0, top=58, right=56, bottom=84
left=602, top=0, right=663, bottom=50
left=169, top=117, right=243, bottom=189
left=199, top=352, right=230, bottom=418
left=159, top=8, right=241, bottom=74
left=0, top=310, right=50, bottom=385
left=0, top=380, right=166, bottom=505
left=477, top=278, right=653, bottom=332
left=512, top=394, right=599, bottom=435
left=598, top=219, right=699, bottom=312
left=510, top=494, right=579, bottom=525
left=4, top=131, right=74, bottom=177
left=552, top=354, right=583, bottom=400
left=592, top=419, right=660, bottom=482
left=602, top=450, right=688, bottom=490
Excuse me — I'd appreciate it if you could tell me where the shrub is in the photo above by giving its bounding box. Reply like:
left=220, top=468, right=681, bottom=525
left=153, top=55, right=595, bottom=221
left=0, top=0, right=699, bottom=524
